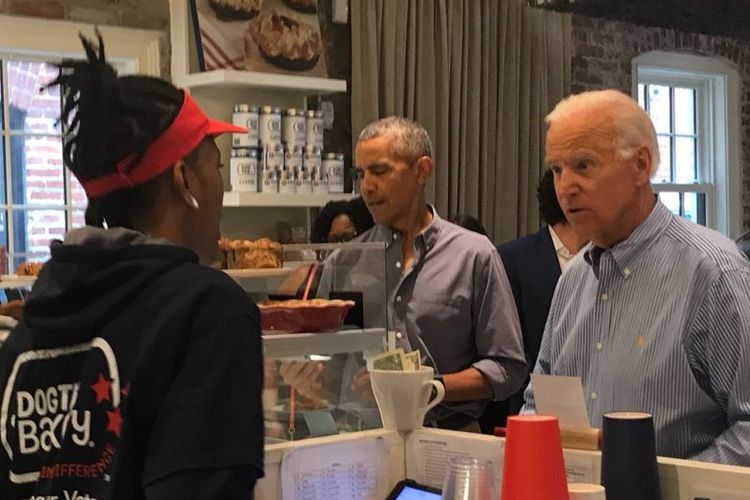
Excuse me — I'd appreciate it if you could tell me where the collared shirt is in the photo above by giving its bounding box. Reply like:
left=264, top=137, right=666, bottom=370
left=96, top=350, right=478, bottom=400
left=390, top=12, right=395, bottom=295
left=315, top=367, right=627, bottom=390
left=523, top=201, right=750, bottom=465
left=355, top=208, right=527, bottom=421
left=548, top=225, right=575, bottom=272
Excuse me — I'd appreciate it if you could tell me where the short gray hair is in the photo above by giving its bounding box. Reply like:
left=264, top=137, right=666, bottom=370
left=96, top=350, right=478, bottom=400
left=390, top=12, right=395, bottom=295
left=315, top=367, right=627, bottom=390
left=358, top=116, right=433, bottom=162
left=546, top=90, right=661, bottom=175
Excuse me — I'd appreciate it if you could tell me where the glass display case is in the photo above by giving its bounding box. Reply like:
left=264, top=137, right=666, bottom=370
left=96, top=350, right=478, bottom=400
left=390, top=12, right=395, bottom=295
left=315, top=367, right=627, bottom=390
left=228, top=241, right=390, bottom=443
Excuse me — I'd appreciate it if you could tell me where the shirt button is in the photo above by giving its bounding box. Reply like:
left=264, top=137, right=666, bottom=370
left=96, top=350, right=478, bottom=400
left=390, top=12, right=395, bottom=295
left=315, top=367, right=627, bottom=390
left=395, top=261, right=402, bottom=269
left=623, top=268, right=631, bottom=277
left=396, top=295, right=402, bottom=303
left=601, top=293, right=609, bottom=301
left=590, top=391, right=598, bottom=400
left=396, top=331, right=403, bottom=340
left=596, top=342, right=603, bottom=351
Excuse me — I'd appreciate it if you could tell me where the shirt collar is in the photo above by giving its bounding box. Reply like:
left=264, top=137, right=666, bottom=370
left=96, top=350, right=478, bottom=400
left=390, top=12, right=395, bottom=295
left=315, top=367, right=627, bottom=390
left=584, top=199, right=672, bottom=278
left=548, top=225, right=573, bottom=260
left=371, top=205, right=442, bottom=252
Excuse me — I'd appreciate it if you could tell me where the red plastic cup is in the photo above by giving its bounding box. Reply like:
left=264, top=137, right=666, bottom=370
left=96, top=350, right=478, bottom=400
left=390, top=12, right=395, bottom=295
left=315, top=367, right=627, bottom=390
left=501, top=415, right=570, bottom=500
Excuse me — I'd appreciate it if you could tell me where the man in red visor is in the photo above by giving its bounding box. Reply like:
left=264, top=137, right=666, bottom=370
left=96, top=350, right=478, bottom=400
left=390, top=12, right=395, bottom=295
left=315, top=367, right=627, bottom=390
left=0, top=34, right=263, bottom=499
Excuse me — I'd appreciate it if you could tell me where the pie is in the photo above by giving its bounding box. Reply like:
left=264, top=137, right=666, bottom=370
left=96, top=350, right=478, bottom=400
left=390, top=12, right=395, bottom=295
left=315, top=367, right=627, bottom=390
left=247, top=11, right=323, bottom=71
left=218, top=237, right=282, bottom=269
left=16, top=261, right=43, bottom=276
left=237, top=249, right=282, bottom=269
left=283, top=0, right=317, bottom=14
left=208, top=0, right=263, bottom=21
left=258, top=299, right=355, bottom=309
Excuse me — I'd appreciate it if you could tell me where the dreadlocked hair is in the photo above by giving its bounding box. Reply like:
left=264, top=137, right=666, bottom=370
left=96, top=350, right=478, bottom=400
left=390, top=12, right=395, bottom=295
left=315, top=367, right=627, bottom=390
left=46, top=31, right=184, bottom=229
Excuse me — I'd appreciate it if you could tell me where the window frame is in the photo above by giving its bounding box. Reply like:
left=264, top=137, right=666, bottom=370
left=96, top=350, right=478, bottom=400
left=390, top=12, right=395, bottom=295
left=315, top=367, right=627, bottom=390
left=0, top=15, right=161, bottom=266
left=632, top=51, right=742, bottom=238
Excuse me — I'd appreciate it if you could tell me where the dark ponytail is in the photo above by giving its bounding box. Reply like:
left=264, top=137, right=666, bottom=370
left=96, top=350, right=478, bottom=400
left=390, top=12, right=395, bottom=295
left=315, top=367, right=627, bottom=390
left=47, top=31, right=184, bottom=228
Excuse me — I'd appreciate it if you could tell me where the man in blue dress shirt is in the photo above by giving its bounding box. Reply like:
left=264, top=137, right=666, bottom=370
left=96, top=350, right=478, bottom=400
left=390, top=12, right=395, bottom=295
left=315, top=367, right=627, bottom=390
left=523, top=89, right=750, bottom=465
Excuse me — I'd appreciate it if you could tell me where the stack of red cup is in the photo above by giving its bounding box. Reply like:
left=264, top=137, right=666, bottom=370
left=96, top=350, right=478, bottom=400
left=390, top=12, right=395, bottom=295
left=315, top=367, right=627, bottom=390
left=501, top=415, right=570, bottom=500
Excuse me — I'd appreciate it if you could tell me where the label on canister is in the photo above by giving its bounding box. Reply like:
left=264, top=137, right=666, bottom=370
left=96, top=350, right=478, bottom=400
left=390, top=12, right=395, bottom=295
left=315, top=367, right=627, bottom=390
left=282, top=110, right=306, bottom=147
left=230, top=149, right=259, bottom=192
left=259, top=107, right=281, bottom=146
left=323, top=153, right=345, bottom=193
left=232, top=105, right=259, bottom=147
left=305, top=110, right=324, bottom=149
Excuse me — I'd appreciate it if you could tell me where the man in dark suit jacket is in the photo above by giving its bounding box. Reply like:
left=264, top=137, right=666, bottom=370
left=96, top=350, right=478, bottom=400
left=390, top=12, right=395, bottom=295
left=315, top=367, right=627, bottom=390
left=480, top=170, right=587, bottom=431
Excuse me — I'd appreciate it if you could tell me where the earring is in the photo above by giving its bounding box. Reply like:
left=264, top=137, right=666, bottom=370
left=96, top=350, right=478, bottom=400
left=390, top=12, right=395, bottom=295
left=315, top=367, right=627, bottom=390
left=188, top=195, right=200, bottom=209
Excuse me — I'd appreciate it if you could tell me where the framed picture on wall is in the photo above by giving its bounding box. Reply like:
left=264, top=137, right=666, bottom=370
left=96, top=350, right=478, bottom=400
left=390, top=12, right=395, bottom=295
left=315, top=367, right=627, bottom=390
left=189, top=0, right=329, bottom=78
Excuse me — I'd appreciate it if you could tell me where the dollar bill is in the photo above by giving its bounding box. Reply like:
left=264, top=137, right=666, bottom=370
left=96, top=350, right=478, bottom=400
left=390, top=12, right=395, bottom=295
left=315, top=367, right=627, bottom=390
left=403, top=350, right=421, bottom=371
left=369, top=348, right=405, bottom=371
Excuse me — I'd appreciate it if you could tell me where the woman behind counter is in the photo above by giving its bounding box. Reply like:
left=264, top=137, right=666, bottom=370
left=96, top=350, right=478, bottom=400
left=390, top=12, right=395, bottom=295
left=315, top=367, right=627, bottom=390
left=0, top=33, right=264, bottom=499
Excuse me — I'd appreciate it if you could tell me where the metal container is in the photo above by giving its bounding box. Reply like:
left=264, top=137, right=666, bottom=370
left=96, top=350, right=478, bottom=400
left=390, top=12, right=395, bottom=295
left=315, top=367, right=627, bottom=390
left=278, top=167, right=296, bottom=194
left=323, top=152, right=345, bottom=193
left=295, top=166, right=312, bottom=194
left=263, top=143, right=284, bottom=172
left=231, top=104, right=259, bottom=147
left=259, top=106, right=282, bottom=146
left=312, top=169, right=328, bottom=194
left=305, top=109, right=324, bottom=149
left=284, top=145, right=304, bottom=174
left=282, top=108, right=307, bottom=148
left=261, top=168, right=279, bottom=194
left=229, top=148, right=259, bottom=192
left=303, top=145, right=322, bottom=172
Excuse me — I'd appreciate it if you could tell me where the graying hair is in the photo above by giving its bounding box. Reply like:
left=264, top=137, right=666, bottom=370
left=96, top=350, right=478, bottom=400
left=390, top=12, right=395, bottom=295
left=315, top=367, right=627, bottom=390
left=546, top=89, right=661, bottom=175
left=358, top=116, right=433, bottom=162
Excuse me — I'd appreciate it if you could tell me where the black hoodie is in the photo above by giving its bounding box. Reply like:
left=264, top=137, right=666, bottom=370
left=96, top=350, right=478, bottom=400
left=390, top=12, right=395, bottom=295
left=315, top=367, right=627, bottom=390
left=0, top=228, right=263, bottom=499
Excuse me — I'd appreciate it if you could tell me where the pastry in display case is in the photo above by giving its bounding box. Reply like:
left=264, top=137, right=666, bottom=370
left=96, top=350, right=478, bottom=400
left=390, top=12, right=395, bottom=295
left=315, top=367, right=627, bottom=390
left=229, top=241, right=389, bottom=443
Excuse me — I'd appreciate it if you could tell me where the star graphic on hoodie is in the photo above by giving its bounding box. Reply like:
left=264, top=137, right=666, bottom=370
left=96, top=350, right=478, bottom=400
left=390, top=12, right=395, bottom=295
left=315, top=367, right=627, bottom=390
left=90, top=373, right=111, bottom=404
left=106, top=408, right=123, bottom=438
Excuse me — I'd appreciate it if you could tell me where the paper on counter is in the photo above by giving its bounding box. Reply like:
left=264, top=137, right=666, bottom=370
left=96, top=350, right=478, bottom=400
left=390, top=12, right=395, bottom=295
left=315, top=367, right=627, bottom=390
left=530, top=374, right=590, bottom=427
left=281, top=437, right=389, bottom=500
left=405, top=428, right=504, bottom=498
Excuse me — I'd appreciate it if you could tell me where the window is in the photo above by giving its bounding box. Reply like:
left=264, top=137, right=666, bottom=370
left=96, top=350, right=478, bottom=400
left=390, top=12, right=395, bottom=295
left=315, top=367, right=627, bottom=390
left=0, top=15, right=161, bottom=273
left=0, top=58, right=87, bottom=271
left=633, top=51, right=742, bottom=237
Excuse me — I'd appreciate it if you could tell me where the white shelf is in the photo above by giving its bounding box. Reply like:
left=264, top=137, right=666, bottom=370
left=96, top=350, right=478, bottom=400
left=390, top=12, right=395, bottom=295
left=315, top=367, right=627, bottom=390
left=179, top=70, right=347, bottom=95
left=223, top=192, right=355, bottom=208
left=0, top=275, right=35, bottom=289
left=263, top=328, right=387, bottom=359
left=224, top=268, right=293, bottom=279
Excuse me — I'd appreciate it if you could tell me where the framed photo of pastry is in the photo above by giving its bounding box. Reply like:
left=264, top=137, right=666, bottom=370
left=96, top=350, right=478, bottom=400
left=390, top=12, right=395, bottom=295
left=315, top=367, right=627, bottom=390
left=190, top=0, right=328, bottom=78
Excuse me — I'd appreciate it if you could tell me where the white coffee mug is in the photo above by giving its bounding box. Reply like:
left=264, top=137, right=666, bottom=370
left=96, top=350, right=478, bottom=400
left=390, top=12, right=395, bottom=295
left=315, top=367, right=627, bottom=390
left=370, top=366, right=445, bottom=431
left=568, top=483, right=606, bottom=500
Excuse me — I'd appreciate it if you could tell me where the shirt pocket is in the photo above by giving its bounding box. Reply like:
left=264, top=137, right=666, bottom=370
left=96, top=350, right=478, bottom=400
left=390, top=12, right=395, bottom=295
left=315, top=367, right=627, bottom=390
left=413, top=294, right=472, bottom=354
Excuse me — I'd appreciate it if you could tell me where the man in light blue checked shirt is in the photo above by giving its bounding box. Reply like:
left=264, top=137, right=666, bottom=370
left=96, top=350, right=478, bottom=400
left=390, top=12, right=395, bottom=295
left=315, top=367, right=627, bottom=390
left=523, top=89, right=750, bottom=465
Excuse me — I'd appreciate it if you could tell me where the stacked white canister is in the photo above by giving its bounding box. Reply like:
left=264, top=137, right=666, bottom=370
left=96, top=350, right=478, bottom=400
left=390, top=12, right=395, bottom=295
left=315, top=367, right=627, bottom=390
left=230, top=104, right=342, bottom=194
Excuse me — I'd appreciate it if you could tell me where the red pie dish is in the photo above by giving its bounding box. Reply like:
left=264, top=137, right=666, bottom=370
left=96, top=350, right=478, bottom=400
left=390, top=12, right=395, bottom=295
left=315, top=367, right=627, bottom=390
left=258, top=299, right=355, bottom=333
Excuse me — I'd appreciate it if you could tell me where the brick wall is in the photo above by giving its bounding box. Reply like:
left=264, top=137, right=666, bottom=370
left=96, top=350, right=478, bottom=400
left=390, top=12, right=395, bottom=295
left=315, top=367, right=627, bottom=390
left=570, top=14, right=750, bottom=232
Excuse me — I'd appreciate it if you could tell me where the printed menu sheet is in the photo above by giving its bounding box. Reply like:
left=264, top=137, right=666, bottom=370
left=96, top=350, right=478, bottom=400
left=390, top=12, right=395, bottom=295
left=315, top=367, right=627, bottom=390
left=405, top=429, right=504, bottom=498
left=281, top=437, right=389, bottom=500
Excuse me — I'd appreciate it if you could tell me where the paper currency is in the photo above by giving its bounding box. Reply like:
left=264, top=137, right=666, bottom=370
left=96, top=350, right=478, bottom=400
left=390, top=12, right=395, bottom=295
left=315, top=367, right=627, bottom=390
left=370, top=348, right=405, bottom=370
left=403, top=350, right=421, bottom=371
